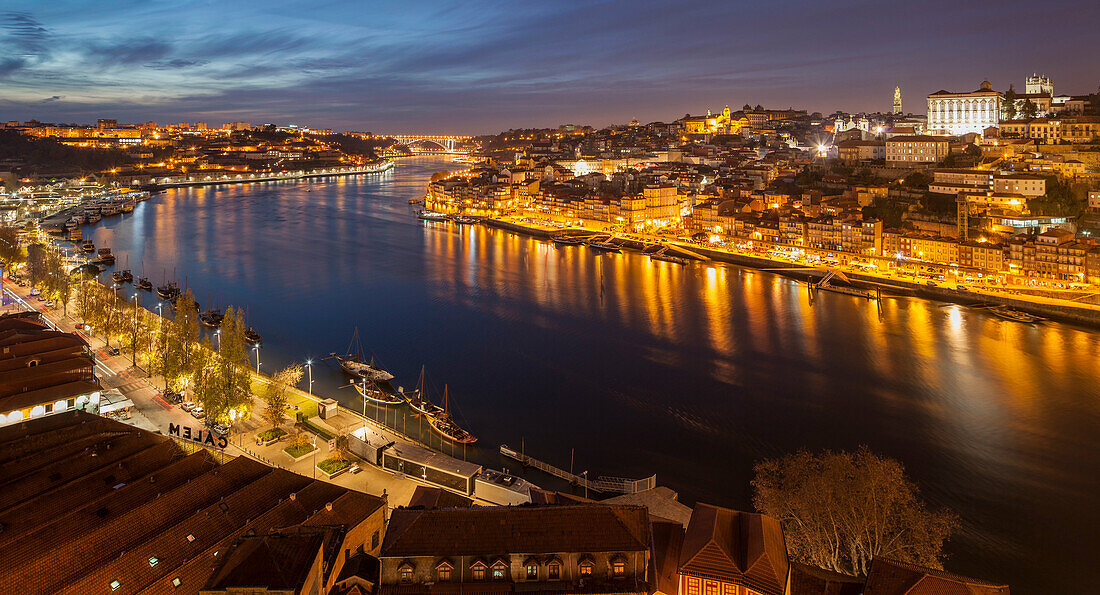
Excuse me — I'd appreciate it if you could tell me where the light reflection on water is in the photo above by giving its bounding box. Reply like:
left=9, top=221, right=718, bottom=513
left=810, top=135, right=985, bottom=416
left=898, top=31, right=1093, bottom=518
left=82, top=156, right=1099, bottom=593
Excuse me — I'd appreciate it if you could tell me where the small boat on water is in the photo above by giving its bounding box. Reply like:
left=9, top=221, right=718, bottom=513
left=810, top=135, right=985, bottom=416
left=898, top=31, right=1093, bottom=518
left=85, top=212, right=101, bottom=224
left=650, top=252, right=689, bottom=265
left=67, top=227, right=82, bottom=241
left=427, top=386, right=477, bottom=444
left=587, top=239, right=621, bottom=253
left=136, top=277, right=153, bottom=291
left=988, top=305, right=1045, bottom=323
left=156, top=281, right=180, bottom=302
left=403, top=366, right=445, bottom=416
left=244, top=327, right=262, bottom=345
left=417, top=210, right=451, bottom=222
left=112, top=269, right=133, bottom=284
left=81, top=240, right=95, bottom=253
left=199, top=309, right=224, bottom=328
left=354, top=379, right=405, bottom=405
left=551, top=235, right=584, bottom=246
left=97, top=248, right=115, bottom=265
left=97, top=247, right=112, bottom=258
left=452, top=215, right=479, bottom=225
left=334, top=328, right=395, bottom=382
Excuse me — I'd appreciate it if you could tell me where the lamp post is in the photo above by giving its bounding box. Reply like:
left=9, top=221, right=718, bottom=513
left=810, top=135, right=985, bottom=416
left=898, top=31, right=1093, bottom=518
left=214, top=329, right=220, bottom=350
left=252, top=345, right=260, bottom=373
left=305, top=360, right=313, bottom=395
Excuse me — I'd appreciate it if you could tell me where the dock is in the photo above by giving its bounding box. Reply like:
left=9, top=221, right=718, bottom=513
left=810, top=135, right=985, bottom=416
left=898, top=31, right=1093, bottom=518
left=500, top=445, right=656, bottom=494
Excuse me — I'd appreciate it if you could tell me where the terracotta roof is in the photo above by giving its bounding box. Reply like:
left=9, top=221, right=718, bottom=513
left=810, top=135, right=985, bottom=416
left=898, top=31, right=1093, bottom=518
left=650, top=520, right=685, bottom=595
left=863, top=557, right=1010, bottom=595
left=203, top=530, right=326, bottom=590
left=381, top=504, right=650, bottom=558
left=789, top=563, right=864, bottom=595
left=677, top=503, right=789, bottom=595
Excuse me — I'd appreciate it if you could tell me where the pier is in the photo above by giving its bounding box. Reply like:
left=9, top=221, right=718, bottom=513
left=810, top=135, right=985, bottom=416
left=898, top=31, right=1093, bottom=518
left=500, top=444, right=656, bottom=494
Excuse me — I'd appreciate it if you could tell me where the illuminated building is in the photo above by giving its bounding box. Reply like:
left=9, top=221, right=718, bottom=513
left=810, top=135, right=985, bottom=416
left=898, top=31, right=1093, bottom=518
left=683, top=106, right=745, bottom=136
left=893, top=85, right=903, bottom=114
left=677, top=503, right=790, bottom=595
left=926, top=79, right=1003, bottom=136
left=885, top=135, right=949, bottom=166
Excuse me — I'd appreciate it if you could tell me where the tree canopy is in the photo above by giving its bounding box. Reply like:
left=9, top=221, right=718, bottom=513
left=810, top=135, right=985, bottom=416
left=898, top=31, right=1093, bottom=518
left=753, top=447, right=957, bottom=576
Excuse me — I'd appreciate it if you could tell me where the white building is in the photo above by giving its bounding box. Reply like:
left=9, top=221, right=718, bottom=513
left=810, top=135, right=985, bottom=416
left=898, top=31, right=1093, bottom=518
left=926, top=79, right=1003, bottom=136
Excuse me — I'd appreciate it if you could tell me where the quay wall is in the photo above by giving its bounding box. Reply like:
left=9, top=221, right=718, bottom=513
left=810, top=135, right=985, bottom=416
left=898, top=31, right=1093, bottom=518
left=145, top=161, right=394, bottom=189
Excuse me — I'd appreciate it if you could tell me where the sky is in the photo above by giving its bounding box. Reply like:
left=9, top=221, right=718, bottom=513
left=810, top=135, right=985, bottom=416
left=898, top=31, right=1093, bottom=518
left=1, top=0, right=1098, bottom=134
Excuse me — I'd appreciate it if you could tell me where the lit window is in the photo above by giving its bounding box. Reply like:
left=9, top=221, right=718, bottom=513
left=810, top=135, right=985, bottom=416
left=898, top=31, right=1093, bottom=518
left=548, top=563, right=561, bottom=579
left=527, top=565, right=538, bottom=580
left=149, top=557, right=159, bottom=567
left=400, top=569, right=413, bottom=584
left=612, top=561, right=626, bottom=577
left=579, top=562, right=593, bottom=576
left=492, top=566, right=506, bottom=580
left=473, top=568, right=486, bottom=581
left=438, top=568, right=452, bottom=582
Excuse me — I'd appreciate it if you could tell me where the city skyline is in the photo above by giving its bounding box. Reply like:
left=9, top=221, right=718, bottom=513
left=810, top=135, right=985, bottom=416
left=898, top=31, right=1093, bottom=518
left=1, top=0, right=1098, bottom=134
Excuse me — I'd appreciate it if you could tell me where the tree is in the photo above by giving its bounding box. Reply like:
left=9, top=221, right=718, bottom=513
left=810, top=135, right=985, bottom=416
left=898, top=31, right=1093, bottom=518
left=262, top=364, right=302, bottom=429
left=0, top=225, right=23, bottom=267
left=26, top=244, right=48, bottom=287
left=1003, top=85, right=1018, bottom=120
left=430, top=170, right=450, bottom=183
left=752, top=447, right=957, bottom=577
left=1021, top=99, right=1039, bottom=120
left=208, top=306, right=252, bottom=423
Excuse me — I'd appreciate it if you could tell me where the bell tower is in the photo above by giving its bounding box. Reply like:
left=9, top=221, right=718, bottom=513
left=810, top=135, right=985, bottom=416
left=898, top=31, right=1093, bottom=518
left=893, top=86, right=902, bottom=114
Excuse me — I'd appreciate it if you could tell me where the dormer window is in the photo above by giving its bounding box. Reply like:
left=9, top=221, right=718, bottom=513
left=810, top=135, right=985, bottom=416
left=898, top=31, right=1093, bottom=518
left=548, top=561, right=561, bottom=580
left=471, top=560, right=488, bottom=581
left=578, top=556, right=594, bottom=577
left=398, top=561, right=415, bottom=584
left=490, top=559, right=508, bottom=580
left=435, top=559, right=454, bottom=583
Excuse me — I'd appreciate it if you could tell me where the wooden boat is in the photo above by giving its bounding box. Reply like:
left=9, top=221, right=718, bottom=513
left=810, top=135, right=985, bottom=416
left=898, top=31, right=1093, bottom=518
left=988, top=306, right=1045, bottom=323
left=586, top=239, right=621, bottom=253
left=244, top=327, right=262, bottom=345
left=354, top=379, right=405, bottom=405
left=81, top=240, right=95, bottom=253
left=334, top=328, right=394, bottom=382
left=199, top=309, right=224, bottom=328
left=136, top=277, right=153, bottom=291
left=112, top=269, right=133, bottom=284
left=156, top=281, right=180, bottom=301
left=427, top=386, right=477, bottom=444
left=452, top=215, right=479, bottom=225
left=649, top=252, right=689, bottom=265
left=551, top=235, right=584, bottom=246
left=403, top=366, right=445, bottom=417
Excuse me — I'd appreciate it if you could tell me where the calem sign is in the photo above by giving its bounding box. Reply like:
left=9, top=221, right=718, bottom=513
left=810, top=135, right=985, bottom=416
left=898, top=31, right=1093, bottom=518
left=169, top=423, right=228, bottom=449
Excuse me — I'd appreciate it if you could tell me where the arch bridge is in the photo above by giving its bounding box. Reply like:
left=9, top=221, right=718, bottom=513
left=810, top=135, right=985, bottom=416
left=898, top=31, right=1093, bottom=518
left=383, top=134, right=472, bottom=152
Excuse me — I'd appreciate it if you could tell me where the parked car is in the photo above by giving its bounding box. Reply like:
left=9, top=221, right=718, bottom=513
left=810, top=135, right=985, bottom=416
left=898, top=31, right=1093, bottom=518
left=106, top=347, right=120, bottom=356
left=163, top=391, right=183, bottom=404
left=190, top=407, right=206, bottom=419
left=208, top=422, right=230, bottom=437
left=30, top=288, right=40, bottom=296
left=74, top=322, right=84, bottom=329
left=926, top=281, right=938, bottom=287
left=180, top=401, right=196, bottom=412
left=957, top=285, right=969, bottom=292
left=45, top=301, right=55, bottom=308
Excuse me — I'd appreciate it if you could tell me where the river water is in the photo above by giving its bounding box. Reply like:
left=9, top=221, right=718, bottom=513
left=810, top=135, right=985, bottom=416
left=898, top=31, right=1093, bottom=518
left=78, top=156, right=1097, bottom=593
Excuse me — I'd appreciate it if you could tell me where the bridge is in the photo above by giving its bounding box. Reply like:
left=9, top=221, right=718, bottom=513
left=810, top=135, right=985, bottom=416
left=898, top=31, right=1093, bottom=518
left=381, top=134, right=472, bottom=152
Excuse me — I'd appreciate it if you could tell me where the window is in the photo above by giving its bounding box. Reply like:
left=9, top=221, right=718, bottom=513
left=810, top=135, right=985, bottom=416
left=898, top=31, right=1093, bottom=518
left=110, top=580, right=121, bottom=591
left=472, top=565, right=487, bottom=581
left=438, top=568, right=452, bottom=582
left=171, top=577, right=181, bottom=588
left=400, top=569, right=413, bottom=584
left=491, top=564, right=506, bottom=580
left=148, top=556, right=159, bottom=567
left=548, top=563, right=560, bottom=579
left=526, top=564, right=538, bottom=580
left=579, top=562, right=593, bottom=576
left=612, top=561, right=626, bottom=577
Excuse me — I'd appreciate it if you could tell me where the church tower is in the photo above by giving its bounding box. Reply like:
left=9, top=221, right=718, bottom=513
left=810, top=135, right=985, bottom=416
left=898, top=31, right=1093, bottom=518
left=892, top=86, right=902, bottom=114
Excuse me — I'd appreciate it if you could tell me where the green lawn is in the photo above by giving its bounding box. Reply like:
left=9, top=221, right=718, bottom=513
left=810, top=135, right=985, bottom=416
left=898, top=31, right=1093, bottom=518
left=317, top=457, right=351, bottom=475
left=283, top=442, right=317, bottom=458
left=258, top=428, right=287, bottom=442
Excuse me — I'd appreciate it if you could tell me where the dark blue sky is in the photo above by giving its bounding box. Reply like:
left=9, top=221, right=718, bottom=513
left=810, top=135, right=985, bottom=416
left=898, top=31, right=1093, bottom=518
left=1, top=0, right=1097, bottom=134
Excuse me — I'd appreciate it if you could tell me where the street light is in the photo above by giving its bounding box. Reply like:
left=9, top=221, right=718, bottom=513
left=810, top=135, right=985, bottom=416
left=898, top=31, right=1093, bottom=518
left=214, top=329, right=220, bottom=349
left=252, top=345, right=260, bottom=373
left=305, top=359, right=313, bottom=395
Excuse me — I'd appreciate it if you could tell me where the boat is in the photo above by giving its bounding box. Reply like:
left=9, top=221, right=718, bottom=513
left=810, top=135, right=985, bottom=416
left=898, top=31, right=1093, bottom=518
left=649, top=252, right=689, bottom=265
left=551, top=235, right=584, bottom=246
left=97, top=247, right=112, bottom=258
left=112, top=269, right=133, bottom=284
left=86, top=212, right=101, bottom=224
left=408, top=198, right=424, bottom=205
left=136, top=277, right=153, bottom=291
left=199, top=308, right=224, bottom=328
left=452, top=215, right=479, bottom=225
left=156, top=281, right=180, bottom=301
left=586, top=239, right=621, bottom=253
left=67, top=227, right=82, bottom=241
left=988, top=306, right=1045, bottom=323
left=353, top=379, right=405, bottom=405
left=427, top=386, right=477, bottom=444
left=81, top=240, right=95, bottom=253
left=99, top=253, right=115, bottom=265
left=334, top=328, right=395, bottom=382
left=244, top=327, right=262, bottom=345
left=403, top=366, right=445, bottom=416
left=417, top=210, right=451, bottom=222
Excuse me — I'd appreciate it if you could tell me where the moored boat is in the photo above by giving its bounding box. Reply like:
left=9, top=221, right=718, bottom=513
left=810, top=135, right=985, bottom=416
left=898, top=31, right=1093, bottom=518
left=417, top=210, right=451, bottom=222
left=81, top=240, right=95, bottom=253
left=649, top=252, right=689, bottom=265
left=452, top=215, right=479, bottom=225
left=427, top=386, right=476, bottom=444
left=354, top=379, right=405, bottom=405
left=112, top=269, right=133, bottom=284
left=136, top=277, right=153, bottom=291
left=199, top=309, right=224, bottom=328
left=988, top=305, right=1045, bottom=323
left=244, top=327, right=262, bottom=345
left=403, top=366, right=445, bottom=416
left=335, top=327, right=394, bottom=382
left=156, top=281, right=180, bottom=301
left=587, top=239, right=621, bottom=253
left=551, top=235, right=584, bottom=246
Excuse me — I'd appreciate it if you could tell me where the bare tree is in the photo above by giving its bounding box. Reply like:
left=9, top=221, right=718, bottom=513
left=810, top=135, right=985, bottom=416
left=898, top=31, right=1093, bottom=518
left=752, top=447, right=957, bottom=576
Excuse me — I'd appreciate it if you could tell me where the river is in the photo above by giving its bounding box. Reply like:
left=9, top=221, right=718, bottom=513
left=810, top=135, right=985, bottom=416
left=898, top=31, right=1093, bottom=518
left=77, top=155, right=1098, bottom=593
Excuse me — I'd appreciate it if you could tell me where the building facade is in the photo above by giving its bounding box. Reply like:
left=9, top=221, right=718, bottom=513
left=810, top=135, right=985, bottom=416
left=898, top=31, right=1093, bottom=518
left=927, top=79, right=1003, bottom=136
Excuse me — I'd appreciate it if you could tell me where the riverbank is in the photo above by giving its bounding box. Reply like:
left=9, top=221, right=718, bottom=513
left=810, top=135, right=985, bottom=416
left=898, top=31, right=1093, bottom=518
left=144, top=160, right=394, bottom=189
left=483, top=215, right=1100, bottom=328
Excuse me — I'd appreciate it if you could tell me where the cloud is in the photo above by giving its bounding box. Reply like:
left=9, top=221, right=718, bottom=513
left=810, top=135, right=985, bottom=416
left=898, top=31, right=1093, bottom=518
left=42, top=95, right=61, bottom=102
left=1, top=11, right=48, bottom=54
left=146, top=58, right=209, bottom=70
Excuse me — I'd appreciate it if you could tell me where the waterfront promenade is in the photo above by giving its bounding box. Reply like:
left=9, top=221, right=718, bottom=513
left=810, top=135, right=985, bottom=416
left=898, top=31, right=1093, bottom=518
left=142, top=161, right=394, bottom=189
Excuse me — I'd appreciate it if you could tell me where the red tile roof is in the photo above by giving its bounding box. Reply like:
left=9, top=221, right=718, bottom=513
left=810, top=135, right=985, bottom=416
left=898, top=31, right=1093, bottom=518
left=677, top=503, right=789, bottom=595
left=863, top=557, right=1010, bottom=595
